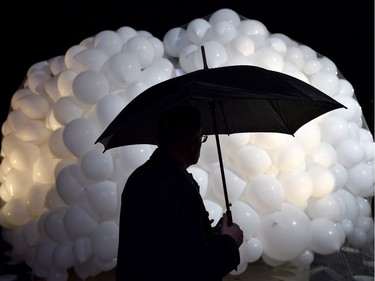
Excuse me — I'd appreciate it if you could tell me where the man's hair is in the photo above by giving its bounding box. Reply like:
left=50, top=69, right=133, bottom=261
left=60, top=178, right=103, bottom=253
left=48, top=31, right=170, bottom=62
left=157, top=105, right=201, bottom=148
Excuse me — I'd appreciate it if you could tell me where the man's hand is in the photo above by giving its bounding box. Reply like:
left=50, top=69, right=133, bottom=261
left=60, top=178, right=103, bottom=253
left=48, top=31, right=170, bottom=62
left=220, top=213, right=244, bottom=248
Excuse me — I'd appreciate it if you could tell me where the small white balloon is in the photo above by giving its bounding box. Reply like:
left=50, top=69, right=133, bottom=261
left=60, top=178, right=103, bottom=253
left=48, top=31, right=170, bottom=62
left=243, top=237, right=263, bottom=263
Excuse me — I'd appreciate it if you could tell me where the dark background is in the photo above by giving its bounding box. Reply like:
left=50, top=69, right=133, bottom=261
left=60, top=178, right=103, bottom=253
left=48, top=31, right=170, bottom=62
left=1, top=0, right=373, bottom=138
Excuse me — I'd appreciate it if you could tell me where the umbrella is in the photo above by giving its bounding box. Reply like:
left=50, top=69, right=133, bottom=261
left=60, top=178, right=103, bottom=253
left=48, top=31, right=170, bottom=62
left=96, top=46, right=346, bottom=225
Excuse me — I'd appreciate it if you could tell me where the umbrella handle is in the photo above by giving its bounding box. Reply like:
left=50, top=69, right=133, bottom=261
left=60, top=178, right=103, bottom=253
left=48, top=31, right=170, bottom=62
left=209, top=99, right=233, bottom=226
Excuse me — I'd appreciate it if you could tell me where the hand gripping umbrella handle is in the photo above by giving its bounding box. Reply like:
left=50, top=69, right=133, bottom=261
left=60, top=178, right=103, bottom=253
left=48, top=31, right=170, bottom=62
left=209, top=99, right=233, bottom=226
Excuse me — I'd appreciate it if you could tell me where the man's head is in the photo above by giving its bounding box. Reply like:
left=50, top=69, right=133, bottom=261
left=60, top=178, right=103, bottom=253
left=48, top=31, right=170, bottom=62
left=157, top=105, right=205, bottom=167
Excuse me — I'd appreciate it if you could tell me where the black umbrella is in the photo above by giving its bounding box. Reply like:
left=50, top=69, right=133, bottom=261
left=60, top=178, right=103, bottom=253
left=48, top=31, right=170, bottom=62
left=96, top=46, right=346, bottom=225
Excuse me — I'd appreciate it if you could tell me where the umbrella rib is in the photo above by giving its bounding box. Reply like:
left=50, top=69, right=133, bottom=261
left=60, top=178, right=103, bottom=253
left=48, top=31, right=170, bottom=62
left=268, top=100, right=294, bottom=135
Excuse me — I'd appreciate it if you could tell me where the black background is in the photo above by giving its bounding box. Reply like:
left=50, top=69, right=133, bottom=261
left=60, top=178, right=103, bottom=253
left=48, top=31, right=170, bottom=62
left=1, top=0, right=373, bottom=139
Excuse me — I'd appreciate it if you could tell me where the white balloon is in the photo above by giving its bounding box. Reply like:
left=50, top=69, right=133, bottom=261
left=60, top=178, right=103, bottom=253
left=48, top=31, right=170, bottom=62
left=80, top=148, right=114, bottom=181
left=280, top=170, right=313, bottom=207
left=257, top=203, right=311, bottom=261
left=194, top=41, right=227, bottom=69
left=52, top=241, right=76, bottom=270
left=346, top=162, right=374, bottom=197
left=235, top=145, right=271, bottom=180
left=231, top=200, right=260, bottom=240
left=306, top=142, right=337, bottom=168
left=93, top=30, right=123, bottom=57
left=57, top=70, right=77, bottom=97
left=63, top=204, right=98, bottom=239
left=123, top=36, right=155, bottom=68
left=105, top=53, right=141, bottom=87
left=73, top=237, right=93, bottom=263
left=309, top=218, right=342, bottom=254
left=336, top=139, right=365, bottom=168
left=1, top=199, right=30, bottom=227
left=307, top=165, right=335, bottom=198
left=295, top=123, right=321, bottom=155
left=116, top=26, right=137, bottom=43
left=73, top=70, right=109, bottom=104
left=209, top=8, right=241, bottom=27
left=244, top=175, right=284, bottom=214
left=23, top=219, right=41, bottom=246
left=44, top=207, right=69, bottom=242
left=291, top=249, right=314, bottom=267
left=186, top=18, right=211, bottom=44
left=86, top=181, right=118, bottom=218
left=320, top=116, right=349, bottom=145
left=272, top=139, right=305, bottom=172
left=71, top=48, right=108, bottom=72
left=310, top=72, right=339, bottom=97
left=90, top=221, right=119, bottom=261
left=17, top=94, right=49, bottom=120
left=56, top=164, right=86, bottom=205
left=63, top=118, right=98, bottom=157
left=306, top=194, right=343, bottom=222
left=9, top=142, right=40, bottom=171
left=210, top=167, right=246, bottom=201
left=243, top=237, right=263, bottom=263
left=35, top=239, right=57, bottom=270
left=208, top=21, right=237, bottom=44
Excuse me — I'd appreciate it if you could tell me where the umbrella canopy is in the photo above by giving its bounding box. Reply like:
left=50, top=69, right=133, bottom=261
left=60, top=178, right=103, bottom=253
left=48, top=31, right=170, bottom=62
left=97, top=64, right=345, bottom=150
left=96, top=51, right=346, bottom=225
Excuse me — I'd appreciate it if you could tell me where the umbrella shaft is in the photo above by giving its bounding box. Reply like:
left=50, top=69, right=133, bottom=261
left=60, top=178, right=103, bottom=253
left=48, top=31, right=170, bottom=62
left=209, top=100, right=233, bottom=226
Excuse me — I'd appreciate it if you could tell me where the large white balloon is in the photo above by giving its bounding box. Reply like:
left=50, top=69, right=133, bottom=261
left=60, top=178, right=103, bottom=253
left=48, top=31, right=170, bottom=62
left=256, top=203, right=311, bottom=261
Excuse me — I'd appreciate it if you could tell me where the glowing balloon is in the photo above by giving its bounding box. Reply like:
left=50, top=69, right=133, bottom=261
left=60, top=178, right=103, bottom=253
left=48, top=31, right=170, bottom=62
left=307, top=165, right=335, bottom=198
left=280, top=170, right=313, bottom=207
left=235, top=145, right=272, bottom=180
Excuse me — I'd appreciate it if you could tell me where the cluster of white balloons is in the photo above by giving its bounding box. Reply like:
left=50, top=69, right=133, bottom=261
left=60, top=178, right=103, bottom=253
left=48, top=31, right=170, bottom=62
left=0, top=8, right=373, bottom=280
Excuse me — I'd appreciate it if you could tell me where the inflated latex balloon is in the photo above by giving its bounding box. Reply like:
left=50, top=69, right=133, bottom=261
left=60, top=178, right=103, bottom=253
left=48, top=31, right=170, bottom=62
left=256, top=203, right=311, bottom=261
left=0, top=8, right=373, bottom=280
left=309, top=218, right=343, bottom=254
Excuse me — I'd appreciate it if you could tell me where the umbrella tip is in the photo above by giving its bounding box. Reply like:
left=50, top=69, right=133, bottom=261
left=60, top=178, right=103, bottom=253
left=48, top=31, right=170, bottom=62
left=201, top=46, right=209, bottom=70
